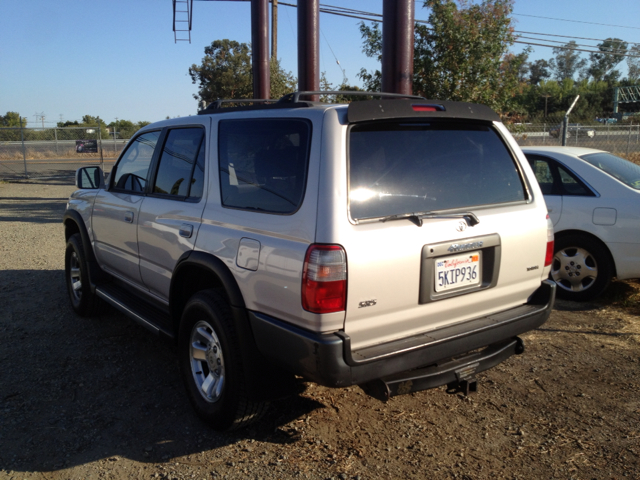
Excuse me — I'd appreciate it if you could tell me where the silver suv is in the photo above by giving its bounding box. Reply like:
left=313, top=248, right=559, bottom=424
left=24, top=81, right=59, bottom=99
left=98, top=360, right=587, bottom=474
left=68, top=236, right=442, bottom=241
left=64, top=92, right=556, bottom=430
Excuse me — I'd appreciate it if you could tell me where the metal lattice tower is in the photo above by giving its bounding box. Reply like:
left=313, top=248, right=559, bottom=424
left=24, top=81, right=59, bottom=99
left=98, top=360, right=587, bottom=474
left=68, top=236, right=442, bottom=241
left=613, top=85, right=640, bottom=114
left=173, top=0, right=193, bottom=43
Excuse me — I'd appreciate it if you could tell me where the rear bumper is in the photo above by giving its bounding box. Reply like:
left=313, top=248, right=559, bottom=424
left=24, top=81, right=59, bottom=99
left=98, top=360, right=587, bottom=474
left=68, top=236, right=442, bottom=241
left=249, top=280, right=555, bottom=388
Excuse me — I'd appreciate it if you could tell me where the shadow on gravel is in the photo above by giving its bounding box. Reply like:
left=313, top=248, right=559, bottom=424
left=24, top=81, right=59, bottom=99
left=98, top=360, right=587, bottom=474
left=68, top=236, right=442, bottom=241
left=0, top=269, right=324, bottom=474
left=0, top=196, right=69, bottom=223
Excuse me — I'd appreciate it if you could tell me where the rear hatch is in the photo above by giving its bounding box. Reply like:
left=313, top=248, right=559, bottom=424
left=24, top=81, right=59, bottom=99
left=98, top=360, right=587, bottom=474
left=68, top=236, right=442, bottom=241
left=334, top=104, right=549, bottom=350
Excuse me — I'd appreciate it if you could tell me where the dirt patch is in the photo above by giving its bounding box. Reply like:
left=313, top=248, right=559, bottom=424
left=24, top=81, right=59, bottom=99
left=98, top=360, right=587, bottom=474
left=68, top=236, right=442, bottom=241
left=1, top=180, right=638, bottom=479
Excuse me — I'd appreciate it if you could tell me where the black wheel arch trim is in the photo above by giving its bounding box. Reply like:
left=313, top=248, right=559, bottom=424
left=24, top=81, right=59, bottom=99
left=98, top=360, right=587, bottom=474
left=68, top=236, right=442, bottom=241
left=170, top=250, right=246, bottom=312
left=170, top=251, right=295, bottom=401
left=63, top=209, right=106, bottom=289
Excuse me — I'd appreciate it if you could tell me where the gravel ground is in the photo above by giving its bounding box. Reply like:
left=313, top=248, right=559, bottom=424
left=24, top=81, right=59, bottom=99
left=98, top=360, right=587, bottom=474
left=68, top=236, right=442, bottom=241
left=1, top=179, right=639, bottom=480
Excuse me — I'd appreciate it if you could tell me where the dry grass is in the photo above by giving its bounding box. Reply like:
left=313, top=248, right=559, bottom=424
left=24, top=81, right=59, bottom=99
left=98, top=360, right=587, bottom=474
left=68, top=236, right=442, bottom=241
left=618, top=151, right=640, bottom=165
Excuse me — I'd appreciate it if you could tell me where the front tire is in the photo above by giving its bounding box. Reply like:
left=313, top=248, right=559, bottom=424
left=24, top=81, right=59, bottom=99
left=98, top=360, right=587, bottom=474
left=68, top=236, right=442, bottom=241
left=65, top=233, right=100, bottom=316
left=178, top=290, right=267, bottom=430
left=551, top=234, right=612, bottom=302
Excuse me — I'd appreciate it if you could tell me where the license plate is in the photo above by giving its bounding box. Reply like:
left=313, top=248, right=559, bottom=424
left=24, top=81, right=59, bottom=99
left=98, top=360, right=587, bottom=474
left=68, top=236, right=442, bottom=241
left=435, top=251, right=481, bottom=292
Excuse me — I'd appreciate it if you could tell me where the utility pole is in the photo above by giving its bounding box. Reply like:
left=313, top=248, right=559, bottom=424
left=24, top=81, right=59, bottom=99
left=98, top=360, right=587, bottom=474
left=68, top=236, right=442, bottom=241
left=271, top=0, right=277, bottom=60
left=541, top=94, right=551, bottom=117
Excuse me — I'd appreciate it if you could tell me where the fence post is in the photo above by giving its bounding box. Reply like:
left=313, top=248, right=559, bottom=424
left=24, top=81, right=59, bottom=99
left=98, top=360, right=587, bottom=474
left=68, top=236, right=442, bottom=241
left=54, top=127, right=59, bottom=155
left=97, top=118, right=104, bottom=172
left=19, top=117, right=28, bottom=178
left=628, top=124, right=632, bottom=155
left=543, top=123, right=546, bottom=145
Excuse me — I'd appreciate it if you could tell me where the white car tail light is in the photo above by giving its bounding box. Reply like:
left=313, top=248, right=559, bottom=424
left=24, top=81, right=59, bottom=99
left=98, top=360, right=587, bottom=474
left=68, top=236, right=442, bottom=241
left=302, top=245, right=347, bottom=313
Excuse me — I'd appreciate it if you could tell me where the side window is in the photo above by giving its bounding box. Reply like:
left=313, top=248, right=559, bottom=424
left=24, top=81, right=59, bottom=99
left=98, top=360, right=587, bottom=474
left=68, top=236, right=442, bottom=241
left=112, top=131, right=160, bottom=192
left=218, top=119, right=311, bottom=214
left=528, top=157, right=555, bottom=195
left=153, top=128, right=205, bottom=198
left=557, top=165, right=591, bottom=196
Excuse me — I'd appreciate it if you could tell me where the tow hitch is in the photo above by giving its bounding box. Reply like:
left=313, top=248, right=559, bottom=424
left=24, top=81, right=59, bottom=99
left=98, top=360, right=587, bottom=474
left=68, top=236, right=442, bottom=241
left=359, top=337, right=524, bottom=402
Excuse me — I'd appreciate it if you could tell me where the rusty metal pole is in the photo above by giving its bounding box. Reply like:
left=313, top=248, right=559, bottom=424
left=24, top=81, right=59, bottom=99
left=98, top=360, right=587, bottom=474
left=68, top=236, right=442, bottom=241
left=382, top=0, right=415, bottom=95
left=297, top=0, right=319, bottom=101
left=251, top=0, right=270, bottom=99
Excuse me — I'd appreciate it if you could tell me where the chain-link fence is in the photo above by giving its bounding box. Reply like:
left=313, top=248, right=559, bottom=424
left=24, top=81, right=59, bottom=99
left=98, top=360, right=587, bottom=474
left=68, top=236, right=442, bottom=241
left=0, top=126, right=127, bottom=180
left=508, top=123, right=640, bottom=157
left=2, top=122, right=639, bottom=181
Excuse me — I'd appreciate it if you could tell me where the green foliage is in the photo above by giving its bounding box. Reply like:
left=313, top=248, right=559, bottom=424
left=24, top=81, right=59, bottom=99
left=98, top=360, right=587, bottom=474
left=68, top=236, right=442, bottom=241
left=358, top=0, right=523, bottom=113
left=1, top=111, right=26, bottom=127
left=528, top=59, right=551, bottom=85
left=626, top=45, right=640, bottom=82
left=57, top=120, right=80, bottom=127
left=587, top=38, right=628, bottom=82
left=549, top=41, right=587, bottom=81
left=269, top=58, right=297, bottom=99
left=188, top=39, right=296, bottom=103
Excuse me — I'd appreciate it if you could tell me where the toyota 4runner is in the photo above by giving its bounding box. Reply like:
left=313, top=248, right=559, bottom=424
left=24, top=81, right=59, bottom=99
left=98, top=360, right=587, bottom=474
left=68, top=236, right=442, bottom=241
left=64, top=92, right=556, bottom=430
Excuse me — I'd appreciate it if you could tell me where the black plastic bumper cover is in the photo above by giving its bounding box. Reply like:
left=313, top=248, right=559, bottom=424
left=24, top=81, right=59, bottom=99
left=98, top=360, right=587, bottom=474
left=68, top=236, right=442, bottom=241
left=248, top=280, right=555, bottom=388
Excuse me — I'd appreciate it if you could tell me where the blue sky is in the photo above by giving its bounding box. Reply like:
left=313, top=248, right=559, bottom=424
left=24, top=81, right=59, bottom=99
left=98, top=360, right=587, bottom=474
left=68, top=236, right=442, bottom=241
left=1, top=0, right=639, bottom=126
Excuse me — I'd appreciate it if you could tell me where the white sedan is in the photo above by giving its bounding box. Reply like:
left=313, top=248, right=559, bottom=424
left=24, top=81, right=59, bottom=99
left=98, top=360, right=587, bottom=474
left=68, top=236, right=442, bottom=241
left=522, top=146, right=640, bottom=301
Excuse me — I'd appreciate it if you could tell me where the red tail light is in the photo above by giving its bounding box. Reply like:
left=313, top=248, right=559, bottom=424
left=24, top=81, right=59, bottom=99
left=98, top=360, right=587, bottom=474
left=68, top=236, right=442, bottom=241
left=545, top=214, right=554, bottom=267
left=302, top=245, right=347, bottom=313
left=412, top=104, right=445, bottom=112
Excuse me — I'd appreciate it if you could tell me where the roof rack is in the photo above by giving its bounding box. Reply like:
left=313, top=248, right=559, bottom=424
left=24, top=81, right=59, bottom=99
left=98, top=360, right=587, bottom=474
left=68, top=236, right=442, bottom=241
left=196, top=91, right=430, bottom=116
left=203, top=99, right=275, bottom=110
left=278, top=91, right=426, bottom=104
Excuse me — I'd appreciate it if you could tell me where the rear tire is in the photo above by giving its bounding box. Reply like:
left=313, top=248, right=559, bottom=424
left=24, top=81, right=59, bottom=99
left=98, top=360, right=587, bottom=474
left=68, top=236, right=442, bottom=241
left=65, top=233, right=100, bottom=316
left=551, top=234, right=612, bottom=302
left=178, top=290, right=267, bottom=431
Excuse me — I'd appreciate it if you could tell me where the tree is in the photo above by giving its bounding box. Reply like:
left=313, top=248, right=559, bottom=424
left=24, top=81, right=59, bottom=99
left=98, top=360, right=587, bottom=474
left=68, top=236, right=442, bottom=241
left=528, top=59, right=551, bottom=85
left=0, top=111, right=26, bottom=127
left=358, top=0, right=524, bottom=112
left=549, top=41, right=587, bottom=81
left=626, top=44, right=640, bottom=82
left=587, top=38, right=628, bottom=82
left=57, top=120, right=80, bottom=127
left=189, top=39, right=296, bottom=104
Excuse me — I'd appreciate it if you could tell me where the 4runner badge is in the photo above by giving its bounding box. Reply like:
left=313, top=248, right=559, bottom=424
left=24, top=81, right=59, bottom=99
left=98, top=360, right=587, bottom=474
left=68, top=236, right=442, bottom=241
left=448, top=241, right=483, bottom=253
left=359, top=299, right=377, bottom=308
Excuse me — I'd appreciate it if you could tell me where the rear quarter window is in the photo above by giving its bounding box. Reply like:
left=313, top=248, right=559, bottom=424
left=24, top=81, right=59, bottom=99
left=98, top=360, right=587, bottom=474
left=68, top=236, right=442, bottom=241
left=348, top=121, right=526, bottom=220
left=218, top=119, right=311, bottom=214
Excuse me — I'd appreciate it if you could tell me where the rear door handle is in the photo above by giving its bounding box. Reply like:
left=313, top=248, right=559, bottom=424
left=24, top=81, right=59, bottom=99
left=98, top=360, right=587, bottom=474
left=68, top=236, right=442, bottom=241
left=124, top=211, right=134, bottom=223
left=179, top=224, right=194, bottom=238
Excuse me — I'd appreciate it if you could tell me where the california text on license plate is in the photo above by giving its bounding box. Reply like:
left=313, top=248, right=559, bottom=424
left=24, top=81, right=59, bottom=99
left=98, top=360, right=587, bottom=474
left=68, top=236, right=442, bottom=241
left=435, top=251, right=481, bottom=292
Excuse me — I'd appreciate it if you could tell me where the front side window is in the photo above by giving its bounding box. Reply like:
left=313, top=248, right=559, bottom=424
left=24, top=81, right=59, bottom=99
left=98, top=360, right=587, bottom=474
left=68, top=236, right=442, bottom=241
left=153, top=128, right=205, bottom=198
left=112, top=131, right=160, bottom=193
left=218, top=119, right=311, bottom=214
left=581, top=152, right=640, bottom=190
left=349, top=121, right=526, bottom=220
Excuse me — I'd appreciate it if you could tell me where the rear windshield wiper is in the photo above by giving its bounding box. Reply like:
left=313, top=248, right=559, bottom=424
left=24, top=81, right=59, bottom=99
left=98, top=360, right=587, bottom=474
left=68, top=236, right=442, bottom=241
left=379, top=211, right=480, bottom=227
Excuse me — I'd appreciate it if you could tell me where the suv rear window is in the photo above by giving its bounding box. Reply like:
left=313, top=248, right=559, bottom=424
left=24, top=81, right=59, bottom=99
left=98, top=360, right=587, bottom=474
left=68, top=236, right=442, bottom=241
left=218, top=119, right=311, bottom=214
left=348, top=121, right=525, bottom=220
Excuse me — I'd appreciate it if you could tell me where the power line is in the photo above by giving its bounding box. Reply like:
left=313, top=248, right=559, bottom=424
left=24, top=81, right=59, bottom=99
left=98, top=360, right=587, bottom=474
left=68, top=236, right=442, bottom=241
left=194, top=1, right=640, bottom=58
left=512, top=13, right=640, bottom=31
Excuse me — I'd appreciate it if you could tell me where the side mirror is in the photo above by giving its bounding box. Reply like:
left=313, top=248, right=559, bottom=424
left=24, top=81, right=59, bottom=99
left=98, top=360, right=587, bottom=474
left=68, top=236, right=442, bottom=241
left=75, top=166, right=105, bottom=189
